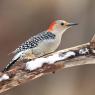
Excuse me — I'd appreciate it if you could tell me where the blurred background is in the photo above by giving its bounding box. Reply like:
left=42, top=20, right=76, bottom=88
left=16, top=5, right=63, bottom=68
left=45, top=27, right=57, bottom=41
left=0, top=0, right=95, bottom=95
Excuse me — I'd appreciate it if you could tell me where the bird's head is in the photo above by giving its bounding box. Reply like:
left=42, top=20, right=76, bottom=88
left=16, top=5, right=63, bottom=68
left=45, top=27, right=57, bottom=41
left=48, top=20, right=78, bottom=34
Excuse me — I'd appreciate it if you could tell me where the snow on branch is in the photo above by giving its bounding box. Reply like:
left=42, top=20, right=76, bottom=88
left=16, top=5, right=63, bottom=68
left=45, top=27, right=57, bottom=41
left=0, top=34, right=95, bottom=93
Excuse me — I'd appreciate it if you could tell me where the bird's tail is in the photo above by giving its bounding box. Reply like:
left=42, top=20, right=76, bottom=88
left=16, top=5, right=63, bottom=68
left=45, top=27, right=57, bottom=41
left=2, top=57, right=20, bottom=72
left=2, top=51, right=24, bottom=72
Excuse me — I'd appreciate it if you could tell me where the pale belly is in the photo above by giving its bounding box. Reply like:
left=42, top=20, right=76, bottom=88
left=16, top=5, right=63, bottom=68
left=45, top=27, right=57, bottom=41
left=32, top=39, right=61, bottom=57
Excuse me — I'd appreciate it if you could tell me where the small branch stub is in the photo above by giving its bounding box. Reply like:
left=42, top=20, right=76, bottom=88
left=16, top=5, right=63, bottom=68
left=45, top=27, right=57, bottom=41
left=90, top=34, right=95, bottom=49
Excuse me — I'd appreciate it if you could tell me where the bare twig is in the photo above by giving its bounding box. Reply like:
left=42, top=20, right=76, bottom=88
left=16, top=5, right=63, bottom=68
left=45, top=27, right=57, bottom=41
left=0, top=34, right=95, bottom=93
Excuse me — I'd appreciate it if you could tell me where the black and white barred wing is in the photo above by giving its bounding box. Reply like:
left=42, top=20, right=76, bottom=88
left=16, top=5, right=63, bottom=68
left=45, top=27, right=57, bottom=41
left=12, top=31, right=55, bottom=54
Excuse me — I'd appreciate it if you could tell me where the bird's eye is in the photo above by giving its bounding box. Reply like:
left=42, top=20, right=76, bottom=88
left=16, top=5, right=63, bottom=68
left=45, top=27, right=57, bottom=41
left=61, top=22, right=64, bottom=26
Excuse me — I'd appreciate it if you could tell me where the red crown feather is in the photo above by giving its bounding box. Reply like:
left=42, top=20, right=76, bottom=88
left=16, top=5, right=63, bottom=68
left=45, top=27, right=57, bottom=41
left=48, top=21, right=56, bottom=31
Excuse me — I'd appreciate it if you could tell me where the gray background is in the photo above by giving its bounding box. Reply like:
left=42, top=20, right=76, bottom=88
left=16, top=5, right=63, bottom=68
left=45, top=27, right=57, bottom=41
left=0, top=0, right=95, bottom=95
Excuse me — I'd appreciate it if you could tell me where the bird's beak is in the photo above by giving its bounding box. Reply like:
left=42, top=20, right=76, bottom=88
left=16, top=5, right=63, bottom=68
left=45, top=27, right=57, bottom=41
left=66, top=22, right=78, bottom=26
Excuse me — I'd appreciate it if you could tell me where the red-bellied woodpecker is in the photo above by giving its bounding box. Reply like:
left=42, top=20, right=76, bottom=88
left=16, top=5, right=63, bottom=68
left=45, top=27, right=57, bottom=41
left=3, top=20, right=78, bottom=72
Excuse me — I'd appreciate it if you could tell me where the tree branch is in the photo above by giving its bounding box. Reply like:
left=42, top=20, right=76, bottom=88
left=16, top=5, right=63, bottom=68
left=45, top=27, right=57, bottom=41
left=0, top=34, right=95, bottom=93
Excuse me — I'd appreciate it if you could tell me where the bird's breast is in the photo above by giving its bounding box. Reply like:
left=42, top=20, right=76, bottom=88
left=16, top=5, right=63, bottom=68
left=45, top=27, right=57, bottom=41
left=32, top=38, right=61, bottom=57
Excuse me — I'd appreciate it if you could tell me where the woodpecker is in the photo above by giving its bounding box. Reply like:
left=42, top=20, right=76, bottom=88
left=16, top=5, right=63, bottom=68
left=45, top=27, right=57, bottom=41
left=3, top=20, right=78, bottom=72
